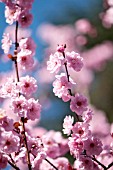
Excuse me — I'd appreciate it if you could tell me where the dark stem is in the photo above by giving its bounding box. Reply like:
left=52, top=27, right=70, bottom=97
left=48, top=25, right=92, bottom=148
left=91, top=155, right=107, bottom=170
left=107, top=161, right=113, bottom=169
left=8, top=160, right=20, bottom=170
left=14, top=21, right=32, bottom=170
left=21, top=117, right=32, bottom=170
left=62, top=51, right=80, bottom=121
left=63, top=52, right=72, bottom=96
left=45, top=158, right=58, bottom=170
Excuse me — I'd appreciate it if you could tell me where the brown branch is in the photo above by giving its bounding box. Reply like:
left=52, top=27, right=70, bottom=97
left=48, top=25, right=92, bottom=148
left=8, top=160, right=20, bottom=170
left=45, top=158, right=58, bottom=170
left=21, top=117, right=32, bottom=170
left=107, top=161, right=113, bottom=169
left=13, top=21, right=32, bottom=170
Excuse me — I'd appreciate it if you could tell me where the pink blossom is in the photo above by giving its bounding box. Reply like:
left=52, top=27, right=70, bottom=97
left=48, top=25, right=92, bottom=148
left=53, top=73, right=75, bottom=98
left=70, top=93, right=88, bottom=115
left=0, top=116, right=13, bottom=131
left=2, top=131, right=20, bottom=154
left=27, top=98, right=41, bottom=121
left=32, top=151, right=46, bottom=170
left=17, top=49, right=34, bottom=70
left=0, top=153, right=8, bottom=169
left=18, top=75, right=37, bottom=97
left=18, top=10, right=33, bottom=27
left=63, top=115, right=74, bottom=135
left=66, top=51, right=83, bottom=72
left=84, top=137, right=103, bottom=156
left=0, top=77, right=19, bottom=98
left=1, top=33, right=12, bottom=54
left=47, top=52, right=64, bottom=73
left=68, top=137, right=84, bottom=157
left=72, top=122, right=91, bottom=139
left=57, top=45, right=65, bottom=53
left=76, top=156, right=93, bottom=170
left=5, top=5, right=21, bottom=25
left=19, top=37, right=36, bottom=56
left=11, top=95, right=28, bottom=117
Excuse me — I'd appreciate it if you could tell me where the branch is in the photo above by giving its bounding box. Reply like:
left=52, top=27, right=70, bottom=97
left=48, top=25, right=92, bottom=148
left=8, top=160, right=20, bottom=170
left=107, top=161, right=113, bottom=169
left=45, top=158, right=58, bottom=170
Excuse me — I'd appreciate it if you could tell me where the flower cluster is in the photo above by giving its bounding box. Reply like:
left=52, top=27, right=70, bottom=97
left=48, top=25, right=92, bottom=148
left=0, top=0, right=113, bottom=170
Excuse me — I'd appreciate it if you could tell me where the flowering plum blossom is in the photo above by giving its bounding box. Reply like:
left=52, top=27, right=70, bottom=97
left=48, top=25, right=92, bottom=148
left=63, top=115, right=74, bottom=135
left=17, top=49, right=34, bottom=70
left=66, top=51, right=83, bottom=72
left=70, top=93, right=88, bottom=115
left=2, top=131, right=20, bottom=154
left=84, top=137, right=103, bottom=156
left=27, top=98, right=41, bottom=121
left=11, top=95, right=28, bottom=117
left=19, top=37, right=36, bottom=56
left=18, top=10, right=33, bottom=28
left=5, top=5, right=21, bottom=25
left=18, top=75, right=37, bottom=97
left=1, top=33, right=12, bottom=54
left=53, top=73, right=75, bottom=98
left=47, top=52, right=64, bottom=74
left=0, top=0, right=113, bottom=169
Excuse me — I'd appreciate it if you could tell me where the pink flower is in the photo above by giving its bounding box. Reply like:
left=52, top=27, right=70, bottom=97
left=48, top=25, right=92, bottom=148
left=68, top=136, right=84, bottom=157
left=70, top=93, right=88, bottom=115
left=19, top=37, right=36, bottom=56
left=18, top=75, right=37, bottom=97
left=77, top=156, right=93, bottom=170
left=72, top=122, right=91, bottom=139
left=0, top=116, right=13, bottom=131
left=53, top=73, right=75, bottom=98
left=2, top=131, right=20, bottom=154
left=1, top=33, right=12, bottom=54
left=0, top=77, right=18, bottom=98
left=27, top=98, right=41, bottom=121
left=5, top=5, right=21, bottom=25
left=47, top=52, right=64, bottom=73
left=66, top=51, right=83, bottom=72
left=84, top=137, right=103, bottom=156
left=17, top=49, right=34, bottom=70
left=11, top=95, right=28, bottom=117
left=63, top=115, right=74, bottom=135
left=18, top=10, right=33, bottom=27
left=57, top=45, right=65, bottom=53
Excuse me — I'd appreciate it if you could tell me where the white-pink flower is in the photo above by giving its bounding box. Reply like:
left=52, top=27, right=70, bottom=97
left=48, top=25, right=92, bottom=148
left=47, top=52, right=64, bottom=74
left=70, top=93, right=88, bottom=115
left=18, top=75, right=37, bottom=97
left=11, top=95, right=28, bottom=117
left=66, top=51, right=83, bottom=72
left=1, top=33, right=12, bottom=54
left=2, top=131, right=20, bottom=154
left=63, top=115, right=74, bottom=135
left=5, top=5, right=21, bottom=25
left=53, top=73, right=75, bottom=98
left=27, top=98, right=41, bottom=121
left=19, top=37, right=36, bottom=56
left=84, top=137, right=103, bottom=156
left=18, top=10, right=33, bottom=27
left=17, top=49, right=34, bottom=70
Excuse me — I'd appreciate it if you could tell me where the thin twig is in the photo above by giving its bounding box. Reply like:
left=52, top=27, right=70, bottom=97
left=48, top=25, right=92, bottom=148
left=14, top=21, right=32, bottom=170
left=21, top=117, right=32, bottom=170
left=107, top=161, right=113, bottom=169
left=45, top=158, right=58, bottom=170
left=8, top=160, right=20, bottom=170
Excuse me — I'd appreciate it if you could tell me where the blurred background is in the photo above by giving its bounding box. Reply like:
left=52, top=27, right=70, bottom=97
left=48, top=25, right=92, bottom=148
left=0, top=0, right=113, bottom=132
